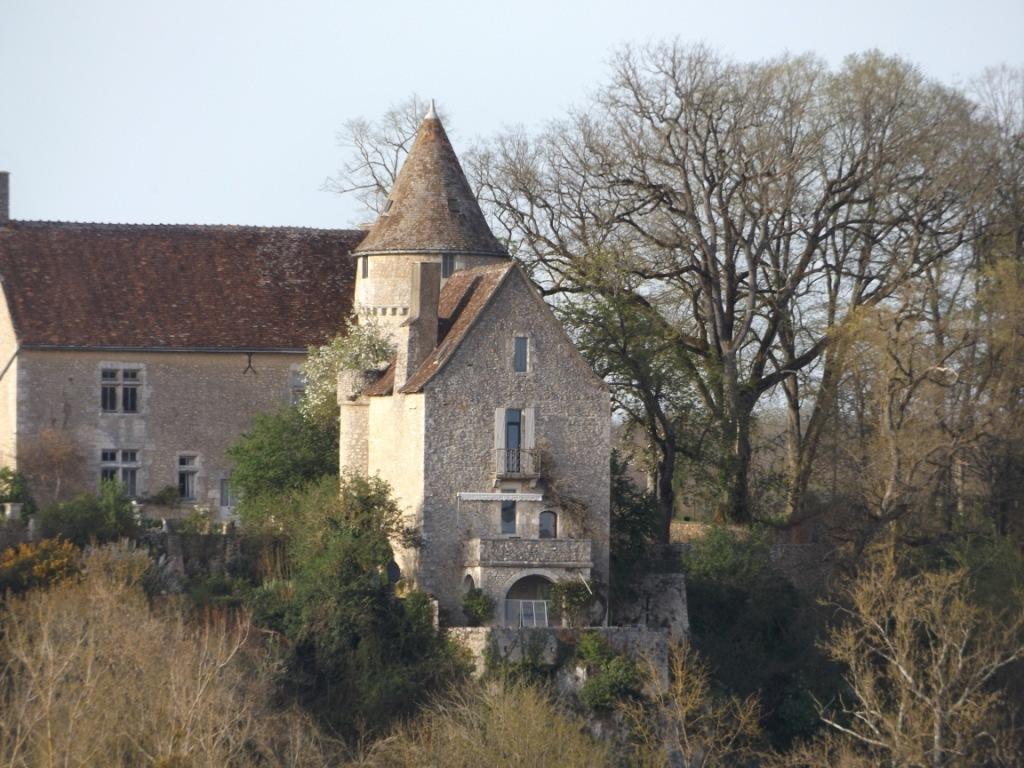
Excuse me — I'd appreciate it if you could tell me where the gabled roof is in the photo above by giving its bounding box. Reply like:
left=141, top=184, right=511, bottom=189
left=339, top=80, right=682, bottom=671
left=364, top=262, right=513, bottom=396
left=0, top=221, right=364, bottom=351
left=353, top=111, right=508, bottom=258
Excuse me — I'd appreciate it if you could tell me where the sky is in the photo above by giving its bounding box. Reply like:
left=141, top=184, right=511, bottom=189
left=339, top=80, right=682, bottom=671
left=1, top=0, right=1021, bottom=229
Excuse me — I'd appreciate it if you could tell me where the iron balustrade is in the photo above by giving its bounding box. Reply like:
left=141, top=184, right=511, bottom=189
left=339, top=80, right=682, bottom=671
left=494, top=448, right=537, bottom=476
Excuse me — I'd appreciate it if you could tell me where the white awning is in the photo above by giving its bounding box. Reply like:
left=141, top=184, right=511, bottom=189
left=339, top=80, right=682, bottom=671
left=457, top=492, right=544, bottom=502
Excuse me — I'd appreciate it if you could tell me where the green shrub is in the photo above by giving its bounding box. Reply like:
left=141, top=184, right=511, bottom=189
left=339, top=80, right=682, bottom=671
left=574, top=632, right=643, bottom=711
left=461, top=587, right=495, bottom=626
left=683, top=525, right=836, bottom=748
left=184, top=574, right=245, bottom=610
left=226, top=406, right=338, bottom=518
left=177, top=507, right=214, bottom=534
left=37, top=481, right=136, bottom=546
left=243, top=473, right=469, bottom=738
left=0, top=467, right=31, bottom=508
left=0, top=538, right=80, bottom=594
left=548, top=581, right=594, bottom=627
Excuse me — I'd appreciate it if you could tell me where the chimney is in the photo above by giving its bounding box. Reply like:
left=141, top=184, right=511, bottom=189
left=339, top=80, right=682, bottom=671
left=394, top=261, right=440, bottom=388
left=0, top=172, right=8, bottom=225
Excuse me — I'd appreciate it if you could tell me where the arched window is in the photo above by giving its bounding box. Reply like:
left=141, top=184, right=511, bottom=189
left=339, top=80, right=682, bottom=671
left=539, top=510, right=557, bottom=539
left=462, top=574, right=475, bottom=592
left=386, top=560, right=401, bottom=584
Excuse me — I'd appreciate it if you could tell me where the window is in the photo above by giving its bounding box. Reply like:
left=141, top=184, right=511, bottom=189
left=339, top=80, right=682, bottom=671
left=539, top=510, right=557, bottom=539
left=100, top=368, right=141, bottom=413
left=290, top=368, right=306, bottom=405
left=501, top=500, right=517, bottom=535
left=361, top=256, right=368, bottom=279
left=219, top=478, right=238, bottom=509
left=100, top=449, right=140, bottom=497
left=495, top=407, right=536, bottom=475
left=514, top=336, right=529, bottom=373
left=442, top=253, right=456, bottom=278
left=178, top=455, right=198, bottom=501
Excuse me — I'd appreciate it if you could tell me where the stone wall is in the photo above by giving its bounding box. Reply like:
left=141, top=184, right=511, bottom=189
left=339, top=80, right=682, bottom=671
left=12, top=349, right=301, bottom=513
left=670, top=520, right=838, bottom=594
left=612, top=573, right=689, bottom=640
left=354, top=253, right=505, bottom=329
left=449, top=626, right=670, bottom=681
left=0, top=288, right=19, bottom=467
left=422, top=268, right=611, bottom=618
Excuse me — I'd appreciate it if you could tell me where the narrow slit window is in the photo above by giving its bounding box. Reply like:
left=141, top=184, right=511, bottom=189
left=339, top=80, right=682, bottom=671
left=514, top=336, right=528, bottom=372
left=361, top=256, right=368, bottom=279
left=442, top=253, right=455, bottom=278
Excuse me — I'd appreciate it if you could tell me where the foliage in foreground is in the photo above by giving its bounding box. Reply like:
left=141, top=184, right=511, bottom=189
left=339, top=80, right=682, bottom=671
left=245, top=473, right=468, bottom=739
left=795, top=554, right=1024, bottom=767
left=0, top=543, right=336, bottom=767
left=621, top=642, right=765, bottom=767
left=0, top=537, right=80, bottom=595
left=358, top=680, right=610, bottom=768
left=36, top=480, right=136, bottom=546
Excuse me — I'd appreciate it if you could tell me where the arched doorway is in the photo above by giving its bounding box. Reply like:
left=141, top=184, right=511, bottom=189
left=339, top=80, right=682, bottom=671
left=505, top=574, right=554, bottom=627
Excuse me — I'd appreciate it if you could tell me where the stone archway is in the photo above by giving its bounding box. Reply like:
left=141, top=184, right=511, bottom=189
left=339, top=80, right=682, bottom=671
left=505, top=574, right=554, bottom=627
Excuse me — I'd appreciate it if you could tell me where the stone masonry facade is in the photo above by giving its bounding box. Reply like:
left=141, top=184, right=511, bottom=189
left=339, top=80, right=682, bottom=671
left=339, top=107, right=611, bottom=626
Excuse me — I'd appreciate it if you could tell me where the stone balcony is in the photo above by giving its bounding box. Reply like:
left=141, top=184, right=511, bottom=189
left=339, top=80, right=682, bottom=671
left=464, top=537, right=592, bottom=568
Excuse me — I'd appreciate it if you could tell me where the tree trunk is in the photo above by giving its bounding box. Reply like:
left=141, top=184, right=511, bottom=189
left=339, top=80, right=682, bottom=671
left=654, top=440, right=677, bottom=548
left=720, top=364, right=754, bottom=524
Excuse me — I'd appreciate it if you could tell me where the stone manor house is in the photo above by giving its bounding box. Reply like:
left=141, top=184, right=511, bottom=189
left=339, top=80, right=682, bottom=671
left=0, top=105, right=611, bottom=626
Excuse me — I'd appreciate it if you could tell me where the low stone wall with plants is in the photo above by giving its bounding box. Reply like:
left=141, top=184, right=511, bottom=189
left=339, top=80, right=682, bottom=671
left=448, top=626, right=669, bottom=684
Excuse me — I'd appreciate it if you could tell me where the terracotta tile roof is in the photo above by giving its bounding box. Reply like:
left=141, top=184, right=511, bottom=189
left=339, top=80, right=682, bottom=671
left=362, top=359, right=396, bottom=396
left=353, top=114, right=508, bottom=258
left=0, top=220, right=364, bottom=350
left=397, top=262, right=512, bottom=394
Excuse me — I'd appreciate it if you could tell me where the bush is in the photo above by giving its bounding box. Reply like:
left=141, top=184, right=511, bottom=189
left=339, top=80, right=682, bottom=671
left=0, top=543, right=337, bottom=766
left=609, top=449, right=659, bottom=599
left=0, top=467, right=31, bottom=509
left=177, top=506, right=214, bottom=534
left=683, top=525, right=836, bottom=748
left=361, top=679, right=610, bottom=767
left=36, top=480, right=136, bottom=546
left=462, top=587, right=495, bottom=626
left=226, top=406, right=338, bottom=512
left=0, top=538, right=80, bottom=594
left=243, top=473, right=468, bottom=738
left=575, top=632, right=644, bottom=711
left=548, top=580, right=594, bottom=627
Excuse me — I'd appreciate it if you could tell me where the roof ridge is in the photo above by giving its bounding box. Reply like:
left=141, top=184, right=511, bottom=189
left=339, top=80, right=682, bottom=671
left=4, top=219, right=364, bottom=235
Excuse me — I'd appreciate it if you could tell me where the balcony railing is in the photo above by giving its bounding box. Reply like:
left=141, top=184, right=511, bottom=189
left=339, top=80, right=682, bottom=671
left=464, top=537, right=592, bottom=568
left=494, top=448, right=537, bottom=477
left=505, top=599, right=549, bottom=627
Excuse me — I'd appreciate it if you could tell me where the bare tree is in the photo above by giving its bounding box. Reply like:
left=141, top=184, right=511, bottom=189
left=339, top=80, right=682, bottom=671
left=814, top=555, right=1024, bottom=767
left=327, top=94, right=444, bottom=216
left=17, top=427, right=81, bottom=506
left=619, top=642, right=765, bottom=767
left=474, top=43, right=987, bottom=526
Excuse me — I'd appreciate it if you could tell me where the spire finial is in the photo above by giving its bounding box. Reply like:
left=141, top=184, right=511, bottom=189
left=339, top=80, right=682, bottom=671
left=425, top=98, right=437, bottom=120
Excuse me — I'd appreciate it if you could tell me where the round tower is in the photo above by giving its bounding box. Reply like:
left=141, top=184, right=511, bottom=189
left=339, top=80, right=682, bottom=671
left=352, top=101, right=508, bottom=336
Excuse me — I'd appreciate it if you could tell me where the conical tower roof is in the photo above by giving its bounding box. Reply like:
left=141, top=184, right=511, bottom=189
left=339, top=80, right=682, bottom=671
left=353, top=104, right=508, bottom=257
